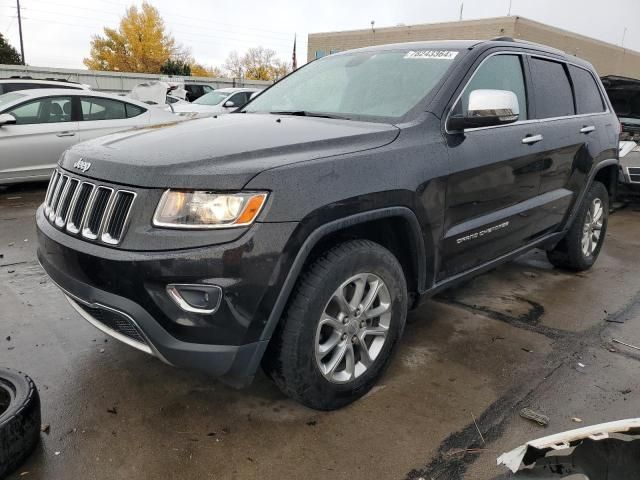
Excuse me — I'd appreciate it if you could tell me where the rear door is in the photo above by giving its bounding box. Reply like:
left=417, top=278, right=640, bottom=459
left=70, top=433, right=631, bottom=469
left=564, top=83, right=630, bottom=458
left=440, top=52, right=546, bottom=279
left=77, top=96, right=148, bottom=142
left=0, top=95, right=78, bottom=182
left=526, top=57, right=596, bottom=233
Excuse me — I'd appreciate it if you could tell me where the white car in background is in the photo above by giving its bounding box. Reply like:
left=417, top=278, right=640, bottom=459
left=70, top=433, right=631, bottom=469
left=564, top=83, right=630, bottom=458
left=171, top=87, right=261, bottom=116
left=0, top=89, right=182, bottom=185
left=0, top=77, right=91, bottom=95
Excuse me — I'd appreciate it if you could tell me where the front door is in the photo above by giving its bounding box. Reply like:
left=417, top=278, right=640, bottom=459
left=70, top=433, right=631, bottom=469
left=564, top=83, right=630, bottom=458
left=439, top=53, right=545, bottom=280
left=0, top=95, right=78, bottom=182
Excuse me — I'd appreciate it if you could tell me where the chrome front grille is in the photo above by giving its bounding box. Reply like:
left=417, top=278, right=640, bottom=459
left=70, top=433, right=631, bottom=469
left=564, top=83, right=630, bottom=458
left=43, top=170, right=136, bottom=245
left=628, top=167, right=640, bottom=184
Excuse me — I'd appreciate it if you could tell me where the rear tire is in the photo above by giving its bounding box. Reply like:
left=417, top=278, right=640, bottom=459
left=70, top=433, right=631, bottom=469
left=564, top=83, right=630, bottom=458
left=547, top=181, right=609, bottom=271
left=263, top=239, right=407, bottom=410
left=0, top=368, right=41, bottom=478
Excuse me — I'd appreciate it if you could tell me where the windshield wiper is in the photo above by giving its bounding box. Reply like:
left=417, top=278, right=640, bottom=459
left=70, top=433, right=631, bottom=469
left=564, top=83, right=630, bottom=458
left=269, top=110, right=351, bottom=120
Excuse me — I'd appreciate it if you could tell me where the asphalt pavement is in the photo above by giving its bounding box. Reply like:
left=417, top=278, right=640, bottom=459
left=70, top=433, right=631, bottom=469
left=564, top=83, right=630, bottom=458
left=2, top=182, right=640, bottom=480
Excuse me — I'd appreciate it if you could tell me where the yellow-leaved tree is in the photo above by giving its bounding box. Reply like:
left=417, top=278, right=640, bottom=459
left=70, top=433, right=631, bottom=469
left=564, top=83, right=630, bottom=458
left=84, top=2, right=177, bottom=73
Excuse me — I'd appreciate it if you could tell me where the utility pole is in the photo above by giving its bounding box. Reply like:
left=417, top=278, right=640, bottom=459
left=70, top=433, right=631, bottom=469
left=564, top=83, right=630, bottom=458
left=459, top=2, right=464, bottom=21
left=16, top=0, right=25, bottom=65
left=621, top=27, right=627, bottom=48
left=508, top=0, right=513, bottom=16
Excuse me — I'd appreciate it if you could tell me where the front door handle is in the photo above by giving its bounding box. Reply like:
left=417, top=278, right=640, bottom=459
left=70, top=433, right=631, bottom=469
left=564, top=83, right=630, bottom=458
left=580, top=125, right=596, bottom=134
left=522, top=134, right=543, bottom=145
left=56, top=131, right=76, bottom=137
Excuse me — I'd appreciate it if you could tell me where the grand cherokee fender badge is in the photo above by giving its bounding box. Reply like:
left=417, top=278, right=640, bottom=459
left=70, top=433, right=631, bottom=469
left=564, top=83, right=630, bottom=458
left=73, top=159, right=91, bottom=172
left=456, top=221, right=510, bottom=245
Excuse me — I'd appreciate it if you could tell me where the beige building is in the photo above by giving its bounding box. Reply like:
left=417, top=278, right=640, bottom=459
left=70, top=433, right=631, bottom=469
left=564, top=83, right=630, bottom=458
left=307, top=16, right=640, bottom=78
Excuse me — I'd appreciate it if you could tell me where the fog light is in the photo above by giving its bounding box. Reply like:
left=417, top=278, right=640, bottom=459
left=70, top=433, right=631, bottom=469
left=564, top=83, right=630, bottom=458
left=166, top=284, right=222, bottom=314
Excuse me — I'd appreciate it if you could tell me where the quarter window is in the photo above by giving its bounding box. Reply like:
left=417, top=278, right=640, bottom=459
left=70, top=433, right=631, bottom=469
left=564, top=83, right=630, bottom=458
left=81, top=97, right=127, bottom=121
left=455, top=54, right=528, bottom=121
left=125, top=103, right=145, bottom=118
left=529, top=58, right=575, bottom=119
left=569, top=65, right=605, bottom=114
left=7, top=96, right=73, bottom=125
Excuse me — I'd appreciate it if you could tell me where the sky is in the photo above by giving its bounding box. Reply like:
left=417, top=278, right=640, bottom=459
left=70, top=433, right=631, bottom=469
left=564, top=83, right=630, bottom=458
left=0, top=0, right=638, bottom=70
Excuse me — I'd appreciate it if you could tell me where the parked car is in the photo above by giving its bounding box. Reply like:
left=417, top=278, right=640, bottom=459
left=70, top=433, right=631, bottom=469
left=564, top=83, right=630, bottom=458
left=0, top=77, right=90, bottom=94
left=184, top=83, right=215, bottom=102
left=602, top=75, right=640, bottom=197
left=171, top=88, right=260, bottom=116
left=37, top=38, right=619, bottom=410
left=0, top=89, right=181, bottom=184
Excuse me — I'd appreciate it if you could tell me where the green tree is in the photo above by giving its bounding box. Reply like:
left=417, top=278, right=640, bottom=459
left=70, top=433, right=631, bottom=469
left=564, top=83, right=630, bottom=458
left=160, top=58, right=191, bottom=76
left=0, top=33, right=21, bottom=65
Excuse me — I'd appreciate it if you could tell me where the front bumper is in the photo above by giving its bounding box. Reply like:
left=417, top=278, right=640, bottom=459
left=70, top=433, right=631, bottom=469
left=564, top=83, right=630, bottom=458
left=36, top=206, right=298, bottom=385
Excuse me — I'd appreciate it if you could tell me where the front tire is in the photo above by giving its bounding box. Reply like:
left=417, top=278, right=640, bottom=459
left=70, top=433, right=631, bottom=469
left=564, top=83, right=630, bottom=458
left=263, top=240, right=407, bottom=410
left=547, top=181, right=609, bottom=271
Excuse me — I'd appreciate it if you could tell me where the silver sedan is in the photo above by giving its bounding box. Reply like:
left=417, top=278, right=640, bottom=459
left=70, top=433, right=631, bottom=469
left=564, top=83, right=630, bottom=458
left=0, top=89, right=182, bottom=185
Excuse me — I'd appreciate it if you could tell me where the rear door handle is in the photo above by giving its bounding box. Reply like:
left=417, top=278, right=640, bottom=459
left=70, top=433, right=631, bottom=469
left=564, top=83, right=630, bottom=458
left=522, top=134, right=543, bottom=145
left=56, top=131, right=76, bottom=137
left=580, top=125, right=596, bottom=134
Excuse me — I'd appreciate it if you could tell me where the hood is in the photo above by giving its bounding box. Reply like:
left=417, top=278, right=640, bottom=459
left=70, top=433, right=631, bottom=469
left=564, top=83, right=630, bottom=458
left=60, top=113, right=400, bottom=189
left=602, top=75, right=640, bottom=140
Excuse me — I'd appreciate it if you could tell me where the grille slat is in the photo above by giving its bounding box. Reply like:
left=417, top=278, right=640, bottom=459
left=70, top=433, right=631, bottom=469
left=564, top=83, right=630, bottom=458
left=55, top=179, right=79, bottom=227
left=43, top=169, right=136, bottom=245
left=82, top=187, right=113, bottom=239
left=48, top=175, right=68, bottom=221
left=102, top=192, right=135, bottom=244
left=67, top=183, right=94, bottom=234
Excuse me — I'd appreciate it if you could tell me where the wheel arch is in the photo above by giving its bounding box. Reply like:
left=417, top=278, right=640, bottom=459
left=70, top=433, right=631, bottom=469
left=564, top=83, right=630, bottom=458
left=259, top=207, right=427, bottom=345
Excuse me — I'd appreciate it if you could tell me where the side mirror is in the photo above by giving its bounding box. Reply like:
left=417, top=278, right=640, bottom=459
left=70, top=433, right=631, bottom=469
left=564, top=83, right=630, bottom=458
left=0, top=113, right=17, bottom=126
left=223, top=100, right=236, bottom=108
left=448, top=89, right=519, bottom=131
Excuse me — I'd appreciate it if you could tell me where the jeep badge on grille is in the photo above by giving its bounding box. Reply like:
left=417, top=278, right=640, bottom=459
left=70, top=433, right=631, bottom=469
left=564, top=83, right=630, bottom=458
left=73, top=159, right=91, bottom=172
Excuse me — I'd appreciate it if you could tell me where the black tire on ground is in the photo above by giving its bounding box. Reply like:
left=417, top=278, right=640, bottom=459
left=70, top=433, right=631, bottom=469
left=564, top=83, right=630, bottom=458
left=0, top=368, right=41, bottom=479
left=263, top=239, right=407, bottom=410
left=547, top=181, right=609, bottom=272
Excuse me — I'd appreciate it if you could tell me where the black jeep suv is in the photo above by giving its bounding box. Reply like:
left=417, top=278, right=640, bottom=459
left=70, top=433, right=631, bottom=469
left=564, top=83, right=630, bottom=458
left=37, top=39, right=619, bottom=410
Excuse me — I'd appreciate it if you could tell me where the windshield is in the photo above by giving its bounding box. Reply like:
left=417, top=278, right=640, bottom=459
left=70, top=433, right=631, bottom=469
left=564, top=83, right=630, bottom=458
left=0, top=92, right=26, bottom=110
left=194, top=91, right=229, bottom=106
left=244, top=49, right=460, bottom=121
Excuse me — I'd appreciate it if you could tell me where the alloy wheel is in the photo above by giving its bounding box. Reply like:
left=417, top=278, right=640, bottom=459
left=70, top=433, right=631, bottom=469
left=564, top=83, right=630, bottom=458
left=582, top=198, right=604, bottom=257
left=314, top=273, right=391, bottom=384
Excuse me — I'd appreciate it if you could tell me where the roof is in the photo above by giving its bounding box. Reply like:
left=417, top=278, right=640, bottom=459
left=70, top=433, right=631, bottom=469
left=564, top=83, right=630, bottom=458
left=330, top=38, right=590, bottom=68
left=0, top=77, right=88, bottom=88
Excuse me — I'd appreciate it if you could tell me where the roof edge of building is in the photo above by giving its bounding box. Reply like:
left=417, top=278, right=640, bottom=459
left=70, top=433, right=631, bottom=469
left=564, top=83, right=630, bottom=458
left=308, top=15, right=517, bottom=38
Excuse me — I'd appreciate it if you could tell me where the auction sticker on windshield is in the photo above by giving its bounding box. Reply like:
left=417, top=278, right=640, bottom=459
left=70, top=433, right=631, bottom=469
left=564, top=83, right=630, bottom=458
left=404, top=50, right=458, bottom=60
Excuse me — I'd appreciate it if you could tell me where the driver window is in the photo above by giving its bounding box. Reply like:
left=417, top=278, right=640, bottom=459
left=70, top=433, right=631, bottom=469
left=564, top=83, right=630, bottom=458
left=8, top=96, right=73, bottom=125
left=455, top=54, right=528, bottom=121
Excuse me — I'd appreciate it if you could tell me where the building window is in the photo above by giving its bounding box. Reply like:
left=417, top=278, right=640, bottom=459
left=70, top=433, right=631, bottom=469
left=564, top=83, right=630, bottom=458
left=315, top=50, right=326, bottom=59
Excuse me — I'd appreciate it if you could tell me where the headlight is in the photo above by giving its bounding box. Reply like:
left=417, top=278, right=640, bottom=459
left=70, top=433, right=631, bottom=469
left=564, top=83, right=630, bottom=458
left=153, top=190, right=268, bottom=229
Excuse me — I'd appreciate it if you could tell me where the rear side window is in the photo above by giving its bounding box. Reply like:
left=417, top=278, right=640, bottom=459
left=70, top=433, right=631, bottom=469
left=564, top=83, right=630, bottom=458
left=81, top=97, right=127, bottom=120
left=569, top=65, right=605, bottom=114
left=125, top=103, right=145, bottom=118
left=455, top=54, right=528, bottom=121
left=529, top=58, right=575, bottom=119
